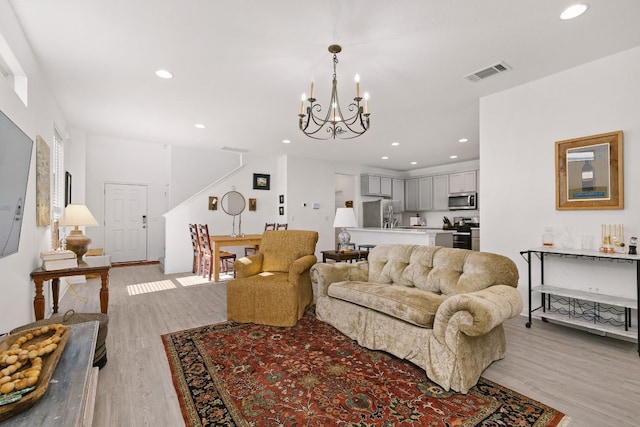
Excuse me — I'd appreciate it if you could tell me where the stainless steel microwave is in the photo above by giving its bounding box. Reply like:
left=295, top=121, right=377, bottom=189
left=448, top=192, right=477, bottom=210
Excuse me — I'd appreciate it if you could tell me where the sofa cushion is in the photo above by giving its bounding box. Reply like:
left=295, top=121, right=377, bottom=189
left=365, top=245, right=519, bottom=296
left=327, top=281, right=447, bottom=328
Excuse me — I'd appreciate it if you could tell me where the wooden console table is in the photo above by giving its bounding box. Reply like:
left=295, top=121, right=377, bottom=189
left=0, top=321, right=99, bottom=426
left=30, top=256, right=111, bottom=321
left=321, top=250, right=369, bottom=263
left=209, top=234, right=262, bottom=282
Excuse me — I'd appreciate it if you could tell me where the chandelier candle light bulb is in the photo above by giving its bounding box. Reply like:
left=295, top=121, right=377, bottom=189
left=355, top=74, right=360, bottom=98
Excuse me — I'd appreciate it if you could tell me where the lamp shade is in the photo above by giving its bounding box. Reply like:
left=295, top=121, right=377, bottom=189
left=63, top=204, right=98, bottom=227
left=333, top=208, right=358, bottom=228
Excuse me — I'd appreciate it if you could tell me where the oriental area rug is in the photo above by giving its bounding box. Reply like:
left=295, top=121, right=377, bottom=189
left=162, top=309, right=569, bottom=427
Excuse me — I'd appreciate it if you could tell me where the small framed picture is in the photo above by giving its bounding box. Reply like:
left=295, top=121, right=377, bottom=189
left=278, top=206, right=284, bottom=216
left=249, top=198, right=257, bottom=211
left=253, top=173, right=270, bottom=190
left=208, top=196, right=218, bottom=211
left=279, top=194, right=284, bottom=204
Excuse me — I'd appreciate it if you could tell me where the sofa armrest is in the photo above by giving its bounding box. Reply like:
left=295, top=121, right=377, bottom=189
left=433, top=285, right=523, bottom=348
left=288, top=255, right=318, bottom=279
left=234, top=254, right=264, bottom=278
left=310, top=262, right=369, bottom=297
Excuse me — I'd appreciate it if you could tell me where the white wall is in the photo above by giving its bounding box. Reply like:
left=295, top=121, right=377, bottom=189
left=170, top=146, right=239, bottom=208
left=0, top=1, right=72, bottom=332
left=480, top=47, right=640, bottom=314
left=164, top=154, right=279, bottom=274
left=84, top=135, right=173, bottom=262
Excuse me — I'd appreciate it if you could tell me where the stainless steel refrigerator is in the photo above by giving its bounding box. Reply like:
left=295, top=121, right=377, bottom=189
left=362, top=200, right=401, bottom=228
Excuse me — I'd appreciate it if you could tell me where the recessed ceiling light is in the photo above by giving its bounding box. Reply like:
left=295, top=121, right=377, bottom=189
left=560, top=4, right=588, bottom=20
left=410, top=161, right=417, bottom=165
left=282, top=139, right=291, bottom=144
left=458, top=138, right=468, bottom=143
left=381, top=156, right=389, bottom=160
left=194, top=124, right=205, bottom=129
left=155, top=69, right=173, bottom=79
left=450, top=155, right=458, bottom=159
left=391, top=142, right=400, bottom=146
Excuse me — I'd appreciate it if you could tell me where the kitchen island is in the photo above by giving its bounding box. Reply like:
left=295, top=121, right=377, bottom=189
left=348, top=227, right=454, bottom=248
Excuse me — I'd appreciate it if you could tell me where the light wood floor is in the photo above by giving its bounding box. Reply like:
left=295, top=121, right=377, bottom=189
left=55, top=264, right=640, bottom=426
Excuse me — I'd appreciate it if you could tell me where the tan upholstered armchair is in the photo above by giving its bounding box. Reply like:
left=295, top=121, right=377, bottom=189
left=227, top=230, right=319, bottom=327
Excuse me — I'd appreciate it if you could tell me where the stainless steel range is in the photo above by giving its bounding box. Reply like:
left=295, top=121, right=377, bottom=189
left=451, top=216, right=478, bottom=250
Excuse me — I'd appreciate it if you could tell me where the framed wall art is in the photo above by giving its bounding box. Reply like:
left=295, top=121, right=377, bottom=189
left=208, top=196, right=218, bottom=210
left=249, top=198, right=257, bottom=211
left=35, top=135, right=51, bottom=226
left=555, top=130, right=623, bottom=210
left=279, top=194, right=284, bottom=204
left=278, top=206, right=284, bottom=216
left=65, top=171, right=72, bottom=207
left=253, top=173, right=270, bottom=190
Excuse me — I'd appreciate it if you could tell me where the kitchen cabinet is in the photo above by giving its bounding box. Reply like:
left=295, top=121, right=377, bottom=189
left=405, top=177, right=433, bottom=211
left=471, top=228, right=480, bottom=251
left=449, top=170, right=477, bottom=193
left=404, top=178, right=418, bottom=211
left=392, top=178, right=405, bottom=212
left=361, top=174, right=392, bottom=197
left=433, top=174, right=449, bottom=211
left=418, top=176, right=433, bottom=211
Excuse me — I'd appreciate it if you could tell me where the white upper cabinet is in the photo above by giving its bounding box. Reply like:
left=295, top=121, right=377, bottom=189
left=433, top=174, right=449, bottom=211
left=392, top=178, right=405, bottom=212
left=418, top=176, right=433, bottom=211
left=361, top=174, right=392, bottom=197
left=449, top=170, right=477, bottom=193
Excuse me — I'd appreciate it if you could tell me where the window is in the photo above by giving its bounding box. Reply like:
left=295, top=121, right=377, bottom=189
left=0, top=33, right=28, bottom=106
left=51, top=127, right=64, bottom=221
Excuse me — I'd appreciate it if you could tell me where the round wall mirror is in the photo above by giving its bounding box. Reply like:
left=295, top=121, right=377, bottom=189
left=221, top=190, right=246, bottom=216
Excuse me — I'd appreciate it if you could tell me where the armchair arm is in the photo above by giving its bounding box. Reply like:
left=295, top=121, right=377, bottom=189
left=310, top=262, right=369, bottom=297
left=234, top=253, right=264, bottom=278
left=288, top=255, right=318, bottom=280
left=433, top=285, right=523, bottom=349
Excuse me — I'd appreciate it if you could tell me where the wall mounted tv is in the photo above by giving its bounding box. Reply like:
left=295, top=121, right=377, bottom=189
left=0, top=109, right=33, bottom=259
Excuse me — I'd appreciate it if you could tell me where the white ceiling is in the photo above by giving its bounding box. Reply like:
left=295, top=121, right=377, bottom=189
left=8, top=0, right=640, bottom=171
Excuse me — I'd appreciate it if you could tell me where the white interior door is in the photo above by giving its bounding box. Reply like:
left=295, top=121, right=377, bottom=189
left=104, top=183, right=148, bottom=263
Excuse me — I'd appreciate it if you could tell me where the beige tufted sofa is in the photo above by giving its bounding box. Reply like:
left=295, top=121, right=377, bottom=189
left=310, top=244, right=522, bottom=393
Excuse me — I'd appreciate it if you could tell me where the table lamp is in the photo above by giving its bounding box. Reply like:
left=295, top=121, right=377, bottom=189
left=333, top=207, right=358, bottom=252
left=63, top=204, right=98, bottom=263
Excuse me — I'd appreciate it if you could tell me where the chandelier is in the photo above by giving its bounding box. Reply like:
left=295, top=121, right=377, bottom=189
left=298, top=45, right=370, bottom=140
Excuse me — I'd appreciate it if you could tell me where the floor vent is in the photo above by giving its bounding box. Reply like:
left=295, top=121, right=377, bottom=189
left=465, top=61, right=511, bottom=82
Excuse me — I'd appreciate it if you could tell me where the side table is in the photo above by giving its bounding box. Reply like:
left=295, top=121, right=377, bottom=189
left=321, top=250, right=369, bottom=263
left=30, top=256, right=111, bottom=321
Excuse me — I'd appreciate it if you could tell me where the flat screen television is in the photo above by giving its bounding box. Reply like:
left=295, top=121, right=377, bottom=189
left=0, top=109, right=33, bottom=259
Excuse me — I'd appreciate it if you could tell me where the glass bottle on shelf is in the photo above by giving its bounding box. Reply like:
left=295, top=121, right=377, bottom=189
left=542, top=227, right=554, bottom=247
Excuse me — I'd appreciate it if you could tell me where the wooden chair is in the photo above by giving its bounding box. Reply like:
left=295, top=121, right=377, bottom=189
left=197, top=224, right=236, bottom=280
left=189, top=224, right=200, bottom=274
left=244, top=222, right=277, bottom=256
left=276, top=223, right=288, bottom=230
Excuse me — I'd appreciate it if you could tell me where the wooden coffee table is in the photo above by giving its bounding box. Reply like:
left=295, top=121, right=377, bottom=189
left=321, top=250, right=368, bottom=263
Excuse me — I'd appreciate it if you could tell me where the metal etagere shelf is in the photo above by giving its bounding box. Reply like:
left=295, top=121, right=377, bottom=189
left=520, top=247, right=640, bottom=356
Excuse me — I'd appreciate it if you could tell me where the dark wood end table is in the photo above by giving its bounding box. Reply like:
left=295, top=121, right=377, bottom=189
left=321, top=250, right=369, bottom=263
left=30, top=256, right=111, bottom=321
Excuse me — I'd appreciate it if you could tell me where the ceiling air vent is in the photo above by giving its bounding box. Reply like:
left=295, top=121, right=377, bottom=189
left=465, top=61, right=512, bottom=82
left=221, top=146, right=250, bottom=153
